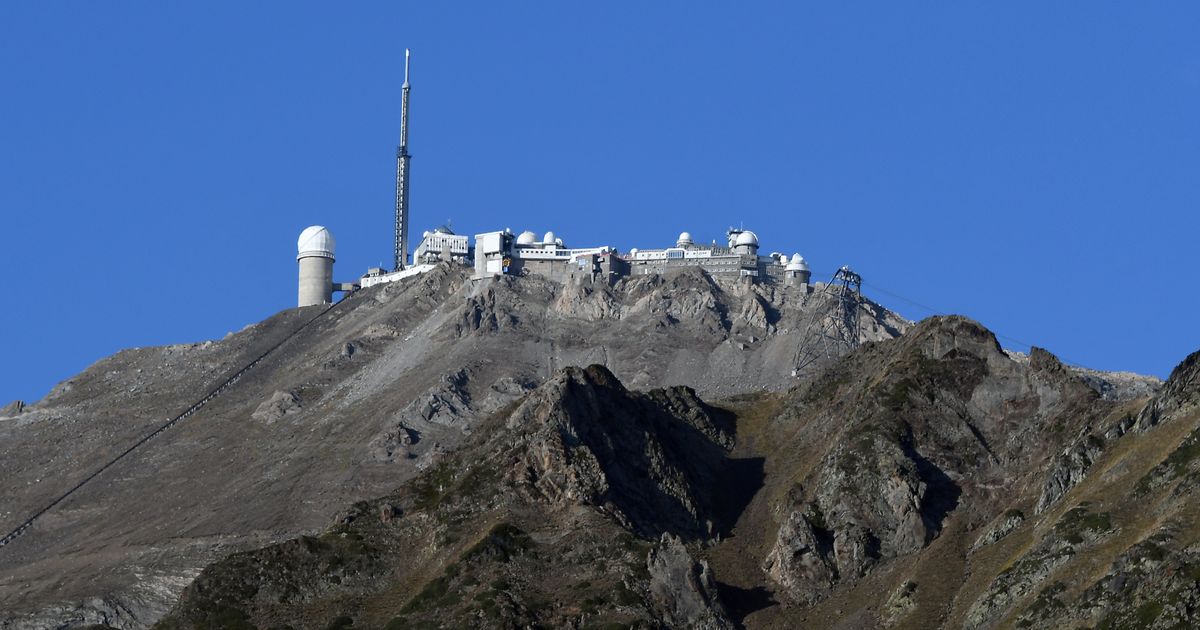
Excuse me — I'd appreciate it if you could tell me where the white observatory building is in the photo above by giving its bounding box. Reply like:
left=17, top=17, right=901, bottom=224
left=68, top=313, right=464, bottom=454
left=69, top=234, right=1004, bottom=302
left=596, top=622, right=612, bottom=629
left=297, top=226, right=336, bottom=307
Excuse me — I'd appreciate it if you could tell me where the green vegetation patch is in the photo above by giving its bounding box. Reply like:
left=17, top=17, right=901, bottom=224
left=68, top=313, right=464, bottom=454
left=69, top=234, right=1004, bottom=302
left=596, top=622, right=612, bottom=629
left=1054, top=505, right=1114, bottom=545
left=462, top=522, right=533, bottom=563
left=884, top=378, right=919, bottom=411
left=400, top=574, right=454, bottom=615
left=1135, top=426, right=1200, bottom=496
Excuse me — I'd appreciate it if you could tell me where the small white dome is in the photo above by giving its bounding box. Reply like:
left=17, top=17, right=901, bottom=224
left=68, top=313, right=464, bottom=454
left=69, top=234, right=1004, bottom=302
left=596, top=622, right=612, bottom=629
left=297, top=226, right=335, bottom=259
left=555, top=238, right=564, bottom=247
left=422, top=230, right=431, bottom=238
left=543, top=231, right=556, bottom=245
left=734, top=231, right=759, bottom=247
left=677, top=231, right=693, bottom=244
left=630, top=248, right=639, bottom=255
left=516, top=230, right=538, bottom=245
left=786, top=253, right=810, bottom=272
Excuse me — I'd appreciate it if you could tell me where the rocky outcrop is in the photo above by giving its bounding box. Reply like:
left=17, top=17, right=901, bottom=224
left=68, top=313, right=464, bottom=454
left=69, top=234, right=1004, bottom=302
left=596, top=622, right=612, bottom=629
left=763, top=317, right=1110, bottom=607
left=249, top=390, right=301, bottom=423
left=1017, top=527, right=1200, bottom=629
left=367, top=370, right=534, bottom=463
left=1137, top=348, right=1200, bottom=430
left=0, top=400, right=24, bottom=418
left=1035, top=432, right=1106, bottom=513
left=971, top=509, right=1024, bottom=550
left=646, top=534, right=732, bottom=629
left=506, top=365, right=732, bottom=539
left=882, top=580, right=919, bottom=627
left=966, top=503, right=1116, bottom=629
left=762, top=504, right=838, bottom=606
left=1007, top=350, right=1162, bottom=401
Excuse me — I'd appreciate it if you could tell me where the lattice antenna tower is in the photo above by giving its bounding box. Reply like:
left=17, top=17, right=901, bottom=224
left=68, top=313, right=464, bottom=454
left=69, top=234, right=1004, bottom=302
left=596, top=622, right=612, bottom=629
left=791, top=266, right=864, bottom=377
left=393, top=49, right=413, bottom=271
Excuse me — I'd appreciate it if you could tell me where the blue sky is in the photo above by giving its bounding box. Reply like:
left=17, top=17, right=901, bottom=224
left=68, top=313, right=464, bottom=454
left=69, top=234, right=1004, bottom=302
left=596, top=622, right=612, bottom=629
left=2, top=3, right=1198, bottom=402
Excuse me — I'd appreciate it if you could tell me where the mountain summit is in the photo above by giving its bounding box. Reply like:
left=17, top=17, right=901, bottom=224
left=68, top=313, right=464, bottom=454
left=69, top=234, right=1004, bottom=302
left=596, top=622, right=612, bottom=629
left=1, top=264, right=1185, bottom=629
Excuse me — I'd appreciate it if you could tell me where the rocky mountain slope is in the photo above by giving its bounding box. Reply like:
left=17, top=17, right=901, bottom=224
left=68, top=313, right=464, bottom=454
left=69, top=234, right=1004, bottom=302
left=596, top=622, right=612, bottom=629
left=2, top=263, right=1185, bottom=629
left=151, top=315, right=1200, bottom=630
left=0, top=264, right=903, bottom=628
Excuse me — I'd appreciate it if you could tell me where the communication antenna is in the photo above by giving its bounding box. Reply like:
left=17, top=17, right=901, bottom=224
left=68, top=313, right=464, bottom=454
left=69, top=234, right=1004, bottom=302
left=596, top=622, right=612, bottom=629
left=792, top=266, right=864, bottom=377
left=393, top=48, right=413, bottom=271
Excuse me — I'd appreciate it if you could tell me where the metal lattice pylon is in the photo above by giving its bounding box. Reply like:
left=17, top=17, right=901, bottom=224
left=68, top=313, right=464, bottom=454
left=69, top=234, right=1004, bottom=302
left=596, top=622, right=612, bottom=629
left=791, top=266, right=863, bottom=377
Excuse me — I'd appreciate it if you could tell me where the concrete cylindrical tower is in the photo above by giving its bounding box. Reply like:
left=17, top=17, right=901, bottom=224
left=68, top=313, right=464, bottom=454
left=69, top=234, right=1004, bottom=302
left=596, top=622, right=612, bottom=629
left=297, top=226, right=335, bottom=307
left=786, top=253, right=812, bottom=290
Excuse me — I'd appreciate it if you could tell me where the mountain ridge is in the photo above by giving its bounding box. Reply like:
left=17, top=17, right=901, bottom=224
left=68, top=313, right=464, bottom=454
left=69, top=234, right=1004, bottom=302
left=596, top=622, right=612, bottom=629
left=1, top=265, right=1187, bottom=629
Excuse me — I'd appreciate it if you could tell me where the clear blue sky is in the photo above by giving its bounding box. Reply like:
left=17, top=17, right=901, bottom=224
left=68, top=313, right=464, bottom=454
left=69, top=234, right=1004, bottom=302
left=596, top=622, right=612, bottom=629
left=2, top=3, right=1198, bottom=402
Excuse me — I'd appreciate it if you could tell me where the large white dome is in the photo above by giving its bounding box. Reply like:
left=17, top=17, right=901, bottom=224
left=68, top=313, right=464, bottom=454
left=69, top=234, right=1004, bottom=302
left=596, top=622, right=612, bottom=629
left=516, top=230, right=539, bottom=245
left=734, top=230, right=759, bottom=247
left=297, top=226, right=335, bottom=259
left=677, top=231, right=693, bottom=244
left=543, top=231, right=556, bottom=245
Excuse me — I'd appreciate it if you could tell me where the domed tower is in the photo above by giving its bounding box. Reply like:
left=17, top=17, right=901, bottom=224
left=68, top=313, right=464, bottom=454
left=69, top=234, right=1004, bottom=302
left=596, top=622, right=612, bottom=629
left=732, top=230, right=759, bottom=257
left=786, top=253, right=812, bottom=288
left=297, top=226, right=335, bottom=307
left=676, top=231, right=693, bottom=248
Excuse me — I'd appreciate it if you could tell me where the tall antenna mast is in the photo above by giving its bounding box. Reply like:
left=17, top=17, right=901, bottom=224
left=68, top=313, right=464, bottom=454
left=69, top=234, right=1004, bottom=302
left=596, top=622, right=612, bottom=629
left=393, top=48, right=413, bottom=271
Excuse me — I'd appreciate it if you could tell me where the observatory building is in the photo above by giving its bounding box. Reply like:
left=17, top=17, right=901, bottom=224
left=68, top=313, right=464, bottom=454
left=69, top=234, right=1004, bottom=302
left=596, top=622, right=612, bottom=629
left=296, top=226, right=360, bottom=307
left=468, top=226, right=810, bottom=288
left=623, top=228, right=810, bottom=287
left=297, top=226, right=336, bottom=307
left=413, top=226, right=470, bottom=264
left=473, top=229, right=628, bottom=282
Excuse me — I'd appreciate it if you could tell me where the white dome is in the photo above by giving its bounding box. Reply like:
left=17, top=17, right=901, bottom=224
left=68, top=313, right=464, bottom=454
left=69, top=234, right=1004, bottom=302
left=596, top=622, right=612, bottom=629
left=734, top=231, right=759, bottom=247
left=677, top=231, right=693, bottom=244
left=297, top=226, right=335, bottom=259
left=786, top=253, right=810, bottom=272
left=542, top=231, right=556, bottom=245
left=516, top=230, right=538, bottom=245
left=555, top=238, right=564, bottom=247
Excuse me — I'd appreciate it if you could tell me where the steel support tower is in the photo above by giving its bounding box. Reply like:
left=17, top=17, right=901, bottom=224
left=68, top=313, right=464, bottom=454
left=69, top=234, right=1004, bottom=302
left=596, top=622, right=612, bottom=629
left=792, top=266, right=864, bottom=376
left=393, top=49, right=413, bottom=271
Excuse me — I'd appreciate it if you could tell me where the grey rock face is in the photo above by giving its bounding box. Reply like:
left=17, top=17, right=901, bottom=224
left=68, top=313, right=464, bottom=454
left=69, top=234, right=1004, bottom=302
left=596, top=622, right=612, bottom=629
left=971, top=509, right=1024, bottom=550
left=1035, top=433, right=1106, bottom=514
left=250, top=390, right=301, bottom=423
left=761, top=506, right=837, bottom=606
left=881, top=580, right=919, bottom=627
left=506, top=365, right=733, bottom=539
left=646, top=534, right=733, bottom=629
left=1137, top=349, right=1200, bottom=430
